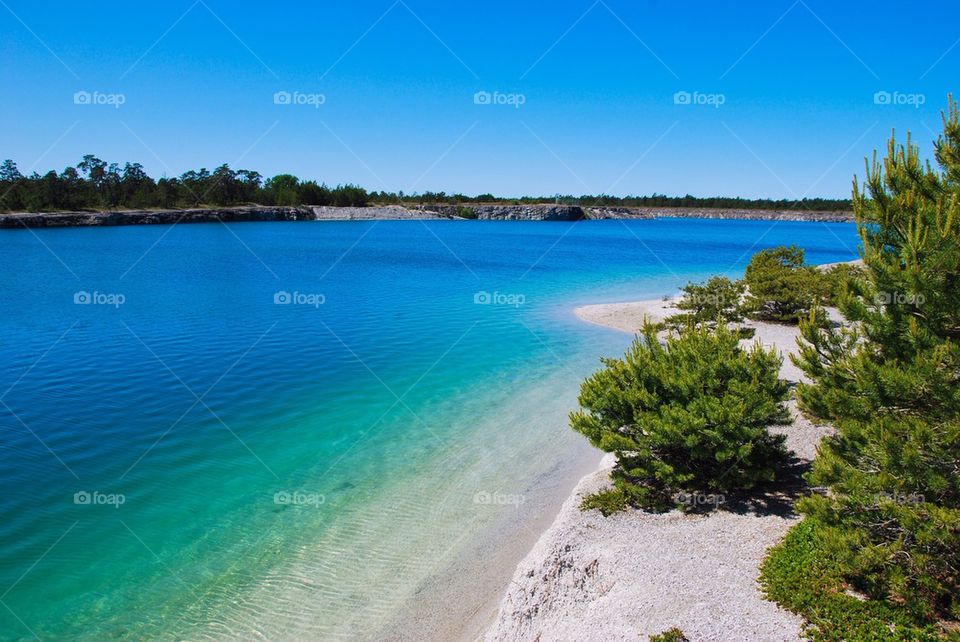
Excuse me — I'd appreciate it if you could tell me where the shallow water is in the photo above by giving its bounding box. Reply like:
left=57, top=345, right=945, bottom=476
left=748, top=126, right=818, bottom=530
left=0, top=218, right=858, bottom=640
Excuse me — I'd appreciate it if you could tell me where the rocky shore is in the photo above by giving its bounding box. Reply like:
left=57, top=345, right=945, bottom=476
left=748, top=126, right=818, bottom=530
left=0, top=206, right=317, bottom=228
left=0, top=204, right=853, bottom=229
left=0, top=204, right=576, bottom=227
left=585, top=206, right=853, bottom=222
left=410, top=203, right=586, bottom=221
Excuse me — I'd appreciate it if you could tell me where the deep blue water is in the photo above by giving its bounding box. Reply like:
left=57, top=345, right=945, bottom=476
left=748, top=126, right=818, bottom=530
left=0, top=218, right=859, bottom=639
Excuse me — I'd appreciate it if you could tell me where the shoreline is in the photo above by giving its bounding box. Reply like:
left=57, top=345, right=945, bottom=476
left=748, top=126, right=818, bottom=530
left=483, top=294, right=839, bottom=640
left=380, top=445, right=604, bottom=642
left=0, top=204, right=854, bottom=229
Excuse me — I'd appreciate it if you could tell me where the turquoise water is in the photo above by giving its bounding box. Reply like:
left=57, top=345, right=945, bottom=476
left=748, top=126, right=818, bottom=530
left=0, top=218, right=858, bottom=640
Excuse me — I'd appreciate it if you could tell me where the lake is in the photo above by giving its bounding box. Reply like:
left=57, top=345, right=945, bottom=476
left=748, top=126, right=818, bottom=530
left=0, top=218, right=858, bottom=640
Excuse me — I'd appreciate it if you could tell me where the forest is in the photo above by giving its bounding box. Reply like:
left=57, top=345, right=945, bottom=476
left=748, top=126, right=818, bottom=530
left=0, top=156, right=852, bottom=212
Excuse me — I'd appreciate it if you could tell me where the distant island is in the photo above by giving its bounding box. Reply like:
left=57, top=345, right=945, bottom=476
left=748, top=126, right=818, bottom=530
left=0, top=156, right=852, bottom=228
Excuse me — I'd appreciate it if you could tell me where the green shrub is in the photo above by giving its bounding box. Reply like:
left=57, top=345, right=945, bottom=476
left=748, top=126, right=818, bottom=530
left=580, top=487, right=630, bottom=516
left=798, top=415, right=960, bottom=621
left=649, top=628, right=689, bottom=642
left=665, top=276, right=746, bottom=328
left=570, top=321, right=789, bottom=511
left=744, top=245, right=822, bottom=323
left=454, top=204, right=478, bottom=219
left=760, top=518, right=951, bottom=641
left=818, top=262, right=866, bottom=306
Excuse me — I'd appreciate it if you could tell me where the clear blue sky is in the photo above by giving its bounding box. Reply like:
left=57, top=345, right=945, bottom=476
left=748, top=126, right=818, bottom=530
left=1, top=0, right=956, bottom=199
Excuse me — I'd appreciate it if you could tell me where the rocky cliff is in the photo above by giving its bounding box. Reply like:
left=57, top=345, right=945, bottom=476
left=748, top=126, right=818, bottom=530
left=0, top=206, right=316, bottom=228
left=0, top=204, right=852, bottom=228
left=586, top=206, right=853, bottom=222
left=413, top=204, right=586, bottom=221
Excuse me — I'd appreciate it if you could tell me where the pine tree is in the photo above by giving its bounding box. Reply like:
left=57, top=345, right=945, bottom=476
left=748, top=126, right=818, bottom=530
left=665, top=275, right=746, bottom=328
left=743, top=246, right=822, bottom=323
left=792, top=96, right=960, bottom=620
left=571, top=321, right=789, bottom=512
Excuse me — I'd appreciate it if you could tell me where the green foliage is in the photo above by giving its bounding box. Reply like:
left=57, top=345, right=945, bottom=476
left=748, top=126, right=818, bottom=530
left=0, top=156, right=369, bottom=211
left=794, top=99, right=960, bottom=420
left=796, top=414, right=960, bottom=620
left=454, top=205, right=478, bottom=219
left=263, top=174, right=300, bottom=205
left=298, top=180, right=332, bottom=206
left=787, top=97, right=960, bottom=626
left=369, top=192, right=849, bottom=210
left=760, top=518, right=952, bottom=641
left=329, top=183, right=368, bottom=207
left=665, top=276, right=746, bottom=328
left=649, top=628, right=689, bottom=642
left=743, top=245, right=823, bottom=323
left=570, top=322, right=790, bottom=511
left=580, top=487, right=630, bottom=516
left=819, top=263, right=867, bottom=306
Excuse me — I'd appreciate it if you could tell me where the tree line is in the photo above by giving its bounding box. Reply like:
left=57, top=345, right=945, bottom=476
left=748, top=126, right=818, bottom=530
left=0, top=156, right=369, bottom=211
left=362, top=191, right=849, bottom=211
left=0, top=156, right=851, bottom=212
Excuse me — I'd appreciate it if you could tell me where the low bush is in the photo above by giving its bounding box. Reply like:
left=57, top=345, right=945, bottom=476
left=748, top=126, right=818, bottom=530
left=760, top=518, right=953, bottom=641
left=797, top=414, right=960, bottom=621
left=818, top=262, right=866, bottom=306
left=744, top=245, right=822, bottom=323
left=664, top=275, right=746, bottom=328
left=649, top=628, right=689, bottom=642
left=454, top=205, right=478, bottom=219
left=570, top=321, right=789, bottom=511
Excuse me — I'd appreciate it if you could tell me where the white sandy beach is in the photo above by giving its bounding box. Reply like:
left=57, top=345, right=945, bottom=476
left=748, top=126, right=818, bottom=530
left=484, top=296, right=837, bottom=641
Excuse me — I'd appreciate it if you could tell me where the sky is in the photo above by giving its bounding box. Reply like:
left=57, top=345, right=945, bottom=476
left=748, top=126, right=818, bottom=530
left=0, top=0, right=957, bottom=199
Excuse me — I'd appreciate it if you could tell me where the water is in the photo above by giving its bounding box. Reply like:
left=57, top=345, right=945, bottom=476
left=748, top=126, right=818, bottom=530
left=0, top=218, right=859, bottom=640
